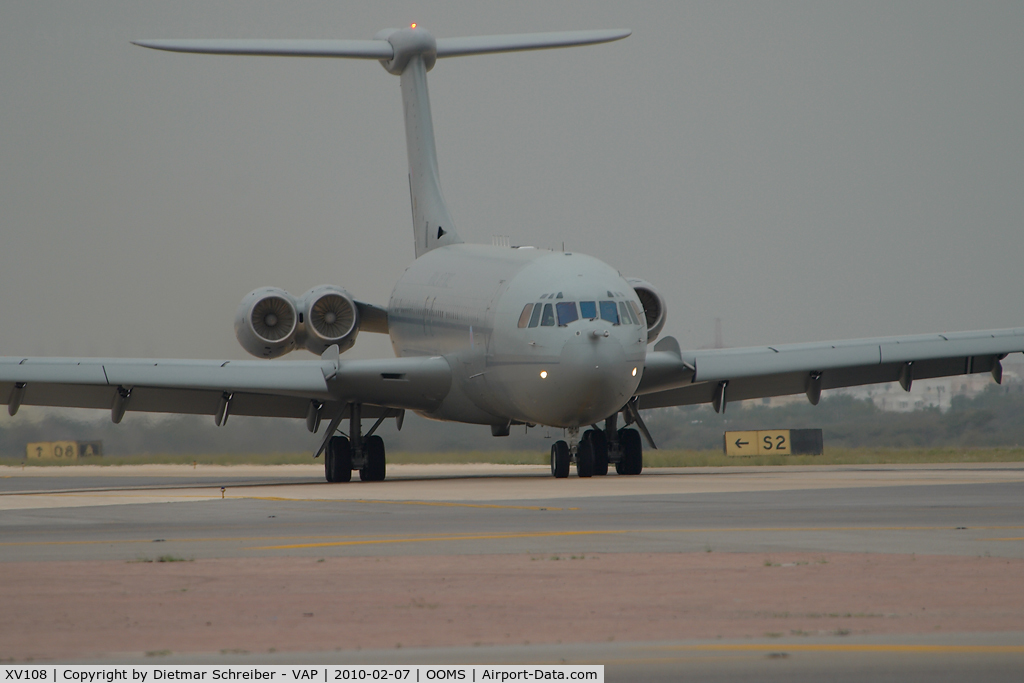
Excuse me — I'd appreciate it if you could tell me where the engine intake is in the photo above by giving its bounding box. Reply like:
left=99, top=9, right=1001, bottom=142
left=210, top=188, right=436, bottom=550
left=235, top=285, right=363, bottom=358
left=626, top=278, right=667, bottom=344
left=301, top=285, right=360, bottom=355
left=235, top=287, right=299, bottom=358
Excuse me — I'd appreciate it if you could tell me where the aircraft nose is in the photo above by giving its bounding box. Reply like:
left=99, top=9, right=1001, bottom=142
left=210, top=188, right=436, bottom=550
left=550, top=327, right=636, bottom=425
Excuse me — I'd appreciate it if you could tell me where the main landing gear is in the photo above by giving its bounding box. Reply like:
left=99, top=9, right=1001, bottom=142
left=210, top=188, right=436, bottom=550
left=323, top=404, right=388, bottom=483
left=549, top=413, right=643, bottom=478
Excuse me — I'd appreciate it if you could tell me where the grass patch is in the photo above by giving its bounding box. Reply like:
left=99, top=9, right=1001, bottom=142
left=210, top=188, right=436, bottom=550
left=6, top=450, right=549, bottom=467
left=8, top=447, right=1024, bottom=467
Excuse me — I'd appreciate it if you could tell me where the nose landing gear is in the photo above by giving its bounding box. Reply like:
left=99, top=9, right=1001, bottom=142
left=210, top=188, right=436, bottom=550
left=550, top=439, right=571, bottom=478
left=548, top=411, right=645, bottom=478
left=551, top=427, right=594, bottom=478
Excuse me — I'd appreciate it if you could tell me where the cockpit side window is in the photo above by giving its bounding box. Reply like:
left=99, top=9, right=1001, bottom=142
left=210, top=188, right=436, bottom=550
left=579, top=301, right=597, bottom=319
left=518, top=303, right=534, bottom=328
left=599, top=300, right=619, bottom=325
left=556, top=301, right=579, bottom=326
left=540, top=303, right=555, bottom=326
left=528, top=303, right=543, bottom=328
left=619, top=301, right=637, bottom=326
left=630, top=301, right=645, bottom=326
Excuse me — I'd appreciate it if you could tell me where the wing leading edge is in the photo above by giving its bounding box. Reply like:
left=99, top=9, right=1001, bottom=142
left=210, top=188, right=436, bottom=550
left=636, top=328, right=1024, bottom=412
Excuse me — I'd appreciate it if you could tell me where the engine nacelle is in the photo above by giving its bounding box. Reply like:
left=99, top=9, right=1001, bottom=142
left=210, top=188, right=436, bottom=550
left=300, top=285, right=360, bottom=355
left=626, top=278, right=667, bottom=344
left=235, top=285, right=362, bottom=359
left=235, top=287, right=300, bottom=359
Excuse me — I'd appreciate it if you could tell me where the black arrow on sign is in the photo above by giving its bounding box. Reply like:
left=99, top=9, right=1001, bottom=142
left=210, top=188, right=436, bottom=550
left=734, top=438, right=749, bottom=448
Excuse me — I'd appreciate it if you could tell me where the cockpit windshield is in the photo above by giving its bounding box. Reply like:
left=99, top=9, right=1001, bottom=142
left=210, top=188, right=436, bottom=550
left=520, top=297, right=637, bottom=328
left=556, top=302, right=578, bottom=326
left=599, top=301, right=619, bottom=325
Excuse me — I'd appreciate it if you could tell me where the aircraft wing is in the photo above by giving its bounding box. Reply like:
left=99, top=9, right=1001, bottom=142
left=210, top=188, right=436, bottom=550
left=0, top=355, right=451, bottom=423
left=636, top=328, right=1024, bottom=411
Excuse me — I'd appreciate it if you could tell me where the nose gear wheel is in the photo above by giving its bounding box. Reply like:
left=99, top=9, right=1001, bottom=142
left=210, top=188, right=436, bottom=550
left=550, top=440, right=570, bottom=478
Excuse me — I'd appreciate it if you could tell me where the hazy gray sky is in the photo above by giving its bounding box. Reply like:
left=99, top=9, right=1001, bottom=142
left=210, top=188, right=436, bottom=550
left=2, top=1, right=1023, bottom=362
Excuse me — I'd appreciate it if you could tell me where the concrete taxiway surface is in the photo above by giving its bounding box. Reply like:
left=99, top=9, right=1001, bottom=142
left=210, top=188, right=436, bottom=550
left=94, top=636, right=1024, bottom=683
left=2, top=463, right=1023, bottom=681
left=2, top=463, right=1023, bottom=561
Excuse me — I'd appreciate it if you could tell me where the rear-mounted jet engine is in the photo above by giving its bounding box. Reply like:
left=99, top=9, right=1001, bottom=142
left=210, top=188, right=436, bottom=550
left=234, top=285, right=361, bottom=358
left=300, top=285, right=360, bottom=355
left=625, top=278, right=667, bottom=343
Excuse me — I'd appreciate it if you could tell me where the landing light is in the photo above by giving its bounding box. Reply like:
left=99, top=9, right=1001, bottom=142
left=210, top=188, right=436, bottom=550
left=411, top=23, right=417, bottom=29
left=632, top=367, right=637, bottom=377
left=540, top=370, right=548, bottom=379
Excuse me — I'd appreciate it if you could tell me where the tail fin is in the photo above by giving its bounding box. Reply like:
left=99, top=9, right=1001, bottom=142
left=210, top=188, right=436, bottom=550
left=134, top=28, right=631, bottom=259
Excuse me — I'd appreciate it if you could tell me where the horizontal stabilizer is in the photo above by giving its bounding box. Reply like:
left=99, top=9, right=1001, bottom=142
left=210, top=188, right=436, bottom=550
left=436, top=29, right=631, bottom=58
left=133, top=29, right=631, bottom=61
left=132, top=39, right=394, bottom=59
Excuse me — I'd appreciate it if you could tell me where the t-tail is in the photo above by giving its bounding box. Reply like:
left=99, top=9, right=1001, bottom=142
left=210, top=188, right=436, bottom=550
left=133, top=26, right=631, bottom=258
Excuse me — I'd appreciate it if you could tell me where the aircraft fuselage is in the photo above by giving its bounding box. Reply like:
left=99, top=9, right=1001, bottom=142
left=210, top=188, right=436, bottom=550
left=388, top=244, right=647, bottom=428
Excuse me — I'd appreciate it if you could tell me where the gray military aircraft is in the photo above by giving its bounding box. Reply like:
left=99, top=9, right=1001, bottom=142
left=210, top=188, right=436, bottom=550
left=3, top=26, right=1023, bottom=481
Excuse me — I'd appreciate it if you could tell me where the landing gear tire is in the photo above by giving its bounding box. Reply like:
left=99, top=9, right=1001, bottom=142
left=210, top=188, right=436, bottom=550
left=550, top=440, right=570, bottom=478
left=576, top=438, right=594, bottom=478
left=360, top=435, right=387, bottom=482
left=584, top=429, right=609, bottom=476
left=615, top=428, right=643, bottom=475
left=325, top=435, right=352, bottom=483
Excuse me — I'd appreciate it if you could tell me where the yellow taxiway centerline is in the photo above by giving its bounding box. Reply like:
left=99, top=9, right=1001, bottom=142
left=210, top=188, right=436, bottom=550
left=250, top=525, right=1024, bottom=550
left=2, top=524, right=1021, bottom=550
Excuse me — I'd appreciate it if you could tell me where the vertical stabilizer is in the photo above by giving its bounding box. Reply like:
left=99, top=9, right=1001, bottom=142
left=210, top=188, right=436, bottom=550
left=400, top=55, right=462, bottom=257
left=379, top=28, right=462, bottom=258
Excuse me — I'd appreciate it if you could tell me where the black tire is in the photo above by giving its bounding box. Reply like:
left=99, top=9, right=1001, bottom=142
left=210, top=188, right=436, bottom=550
left=550, top=440, right=570, bottom=478
left=326, top=435, right=352, bottom=483
left=359, top=435, right=386, bottom=482
left=584, top=429, right=609, bottom=476
left=324, top=444, right=334, bottom=482
left=576, top=437, right=594, bottom=478
left=617, top=428, right=643, bottom=475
